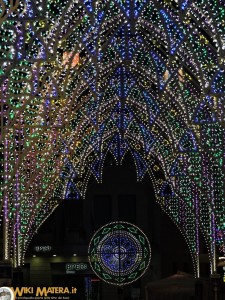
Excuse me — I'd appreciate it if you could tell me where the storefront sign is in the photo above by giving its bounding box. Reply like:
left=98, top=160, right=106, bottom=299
left=66, top=263, right=88, bottom=274
left=51, top=262, right=93, bottom=275
left=34, top=245, right=52, bottom=253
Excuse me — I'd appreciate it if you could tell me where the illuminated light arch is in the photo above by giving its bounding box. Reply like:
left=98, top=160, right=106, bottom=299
left=1, top=0, right=225, bottom=277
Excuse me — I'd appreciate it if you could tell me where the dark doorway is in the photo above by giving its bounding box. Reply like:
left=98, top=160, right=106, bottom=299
left=52, top=274, right=101, bottom=300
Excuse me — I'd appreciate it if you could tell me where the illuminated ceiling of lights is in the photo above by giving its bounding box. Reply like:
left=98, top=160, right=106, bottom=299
left=1, top=0, right=225, bottom=275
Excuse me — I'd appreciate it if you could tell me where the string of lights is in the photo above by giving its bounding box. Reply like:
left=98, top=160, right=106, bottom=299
left=1, top=0, right=225, bottom=276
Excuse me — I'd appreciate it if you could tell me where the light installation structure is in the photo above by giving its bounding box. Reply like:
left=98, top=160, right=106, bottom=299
left=0, top=0, right=225, bottom=277
left=88, top=221, right=151, bottom=285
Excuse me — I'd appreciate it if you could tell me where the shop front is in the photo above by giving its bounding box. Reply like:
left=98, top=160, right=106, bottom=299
left=51, top=261, right=101, bottom=300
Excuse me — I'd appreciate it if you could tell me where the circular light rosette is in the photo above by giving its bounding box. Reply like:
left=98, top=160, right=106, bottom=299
left=88, top=221, right=151, bottom=285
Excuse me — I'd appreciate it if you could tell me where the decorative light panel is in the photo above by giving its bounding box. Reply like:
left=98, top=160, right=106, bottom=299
left=88, top=221, right=151, bottom=285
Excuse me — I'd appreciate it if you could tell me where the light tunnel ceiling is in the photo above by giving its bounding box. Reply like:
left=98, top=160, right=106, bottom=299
left=1, top=0, right=225, bottom=272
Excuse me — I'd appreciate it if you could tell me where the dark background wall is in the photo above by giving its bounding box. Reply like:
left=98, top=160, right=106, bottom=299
left=27, top=157, right=196, bottom=282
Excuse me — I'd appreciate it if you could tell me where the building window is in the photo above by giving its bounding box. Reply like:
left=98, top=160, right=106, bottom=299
left=92, top=195, right=112, bottom=229
left=118, top=195, right=136, bottom=223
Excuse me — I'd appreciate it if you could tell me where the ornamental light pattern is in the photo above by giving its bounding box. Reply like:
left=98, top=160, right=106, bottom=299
left=0, top=0, right=225, bottom=276
left=88, top=222, right=151, bottom=285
